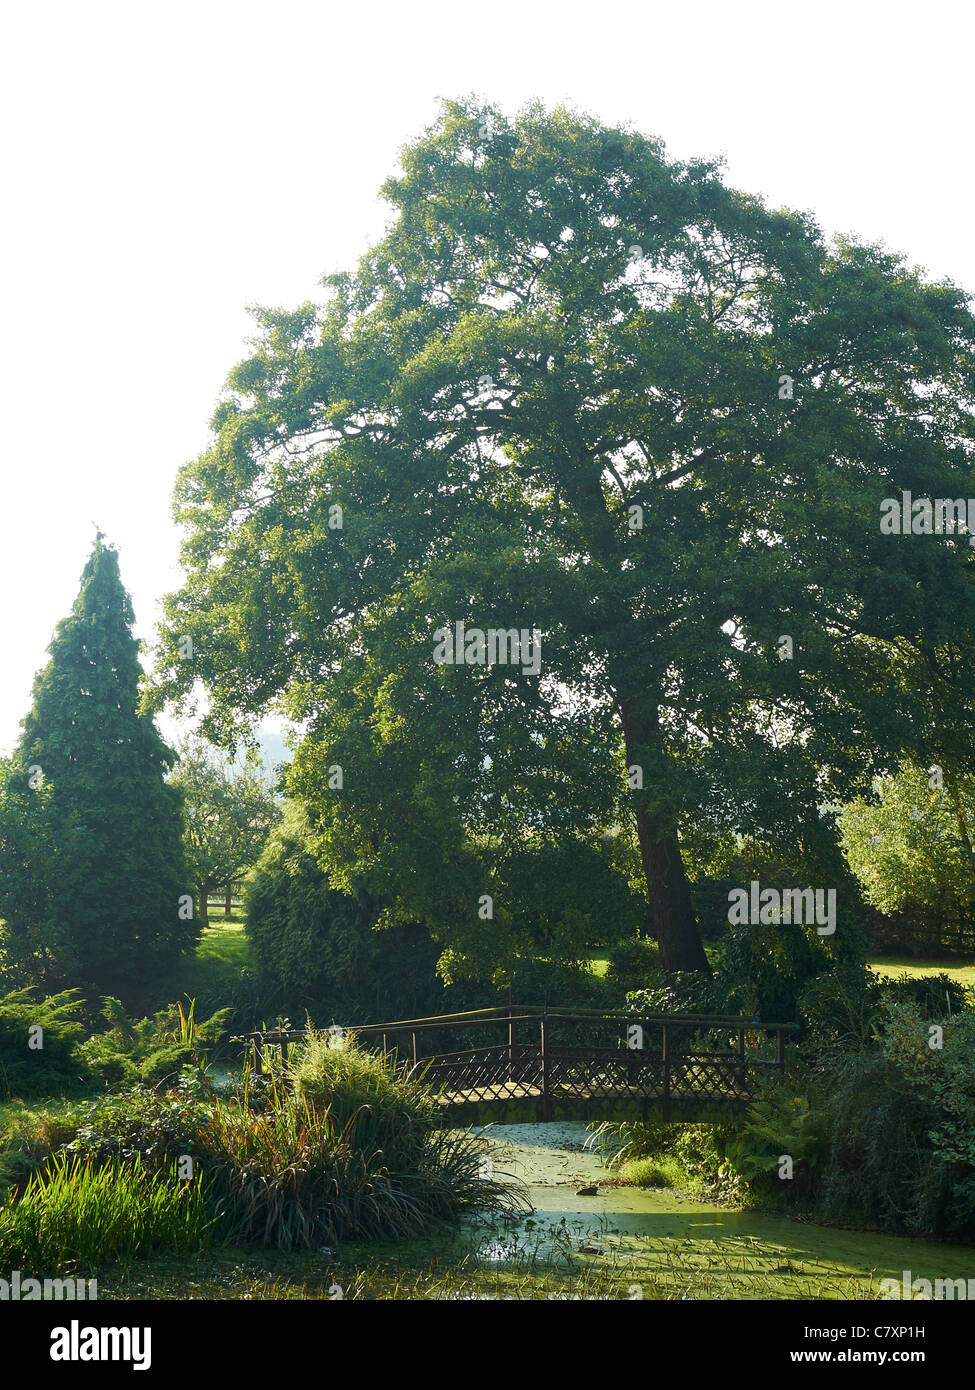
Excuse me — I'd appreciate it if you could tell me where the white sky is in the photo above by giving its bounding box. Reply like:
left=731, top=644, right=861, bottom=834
left=1, top=0, right=972, bottom=753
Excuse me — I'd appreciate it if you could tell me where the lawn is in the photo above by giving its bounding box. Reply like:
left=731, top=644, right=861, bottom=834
left=146, top=912, right=258, bottom=1015
left=867, top=957, right=975, bottom=988
left=195, top=914, right=254, bottom=970
left=586, top=948, right=975, bottom=992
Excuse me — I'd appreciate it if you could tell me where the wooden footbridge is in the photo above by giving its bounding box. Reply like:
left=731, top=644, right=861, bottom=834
left=237, top=1006, right=796, bottom=1122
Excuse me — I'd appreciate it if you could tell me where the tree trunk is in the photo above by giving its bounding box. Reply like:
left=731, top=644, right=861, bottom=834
left=617, top=697, right=711, bottom=974
left=559, top=442, right=710, bottom=973
left=225, top=883, right=233, bottom=917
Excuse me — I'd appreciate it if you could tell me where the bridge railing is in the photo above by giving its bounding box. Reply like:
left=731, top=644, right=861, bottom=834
left=233, top=1006, right=797, bottom=1116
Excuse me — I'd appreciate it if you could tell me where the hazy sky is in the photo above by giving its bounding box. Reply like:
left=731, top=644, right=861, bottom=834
left=1, top=0, right=972, bottom=753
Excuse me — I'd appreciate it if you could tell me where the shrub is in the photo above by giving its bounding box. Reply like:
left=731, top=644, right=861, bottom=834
left=588, top=1118, right=672, bottom=1169
left=59, top=1084, right=213, bottom=1176
left=3, top=1033, right=528, bottom=1253
left=287, top=1026, right=435, bottom=1171
left=0, top=989, right=86, bottom=1100
left=712, top=919, right=866, bottom=1023
left=877, top=971, right=970, bottom=1018
left=787, top=997, right=975, bottom=1238
left=623, top=1155, right=682, bottom=1188
left=75, top=997, right=230, bottom=1088
left=590, top=1119, right=738, bottom=1200
left=244, top=804, right=442, bottom=1019
left=199, top=1034, right=524, bottom=1248
left=812, top=1050, right=935, bottom=1232
left=798, top=965, right=882, bottom=1057
left=671, top=1123, right=728, bottom=1183
left=200, top=1090, right=521, bottom=1249
left=625, top=970, right=715, bottom=1017
left=722, top=1091, right=826, bottom=1188
left=605, top=938, right=661, bottom=993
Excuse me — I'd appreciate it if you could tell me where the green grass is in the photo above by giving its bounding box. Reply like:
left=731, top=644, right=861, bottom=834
left=0, top=1156, right=215, bottom=1268
left=868, top=957, right=975, bottom=988
left=82, top=1234, right=894, bottom=1301
left=146, top=913, right=257, bottom=1014
left=588, top=948, right=975, bottom=992
left=196, top=915, right=254, bottom=970
left=622, top=1154, right=684, bottom=1189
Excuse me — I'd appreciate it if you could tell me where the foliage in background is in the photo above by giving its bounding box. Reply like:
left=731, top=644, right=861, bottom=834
left=76, top=997, right=231, bottom=1087
left=838, top=761, right=975, bottom=955
left=168, top=736, right=280, bottom=924
left=0, top=763, right=68, bottom=988
left=0, top=986, right=229, bottom=1104
left=244, top=802, right=443, bottom=1019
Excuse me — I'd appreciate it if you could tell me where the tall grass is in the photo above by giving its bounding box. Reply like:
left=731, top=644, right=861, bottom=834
left=201, top=1052, right=526, bottom=1248
left=0, top=1155, right=215, bottom=1268
left=287, top=1026, right=436, bottom=1169
left=0, top=1033, right=527, bottom=1261
left=201, top=1093, right=388, bottom=1248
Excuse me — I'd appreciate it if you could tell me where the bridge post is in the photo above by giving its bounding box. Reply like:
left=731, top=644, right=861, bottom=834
left=736, top=1027, right=745, bottom=1092
left=412, top=1031, right=419, bottom=1071
left=661, top=1021, right=670, bottom=1121
left=540, top=1013, right=552, bottom=1121
left=508, top=1008, right=515, bottom=1081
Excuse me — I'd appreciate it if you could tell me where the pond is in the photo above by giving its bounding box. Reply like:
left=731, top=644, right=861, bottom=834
left=461, top=1121, right=975, bottom=1300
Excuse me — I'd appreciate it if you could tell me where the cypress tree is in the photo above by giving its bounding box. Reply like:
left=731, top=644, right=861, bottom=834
left=6, top=535, right=195, bottom=999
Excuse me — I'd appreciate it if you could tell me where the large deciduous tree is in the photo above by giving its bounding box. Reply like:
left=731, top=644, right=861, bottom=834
left=1, top=537, right=194, bottom=999
left=154, top=101, right=975, bottom=974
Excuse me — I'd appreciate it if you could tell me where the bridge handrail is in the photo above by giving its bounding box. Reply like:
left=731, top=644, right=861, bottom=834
left=232, top=1007, right=799, bottom=1043
left=347, top=1005, right=798, bottom=1031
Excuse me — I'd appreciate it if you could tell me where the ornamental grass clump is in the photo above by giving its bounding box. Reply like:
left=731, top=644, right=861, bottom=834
left=0, top=1154, right=214, bottom=1268
left=287, top=1025, right=436, bottom=1170
left=198, top=1032, right=525, bottom=1248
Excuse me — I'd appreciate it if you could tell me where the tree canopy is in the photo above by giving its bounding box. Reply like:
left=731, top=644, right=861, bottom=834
left=153, top=99, right=975, bottom=976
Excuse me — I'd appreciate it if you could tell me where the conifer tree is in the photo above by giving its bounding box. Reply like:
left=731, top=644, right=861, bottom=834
left=1, top=536, right=195, bottom=999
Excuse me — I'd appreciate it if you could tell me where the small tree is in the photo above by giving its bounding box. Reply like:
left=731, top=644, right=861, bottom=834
left=169, top=736, right=280, bottom=924
left=243, top=801, right=442, bottom=1018
left=837, top=761, right=975, bottom=951
left=2, top=536, right=193, bottom=1000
